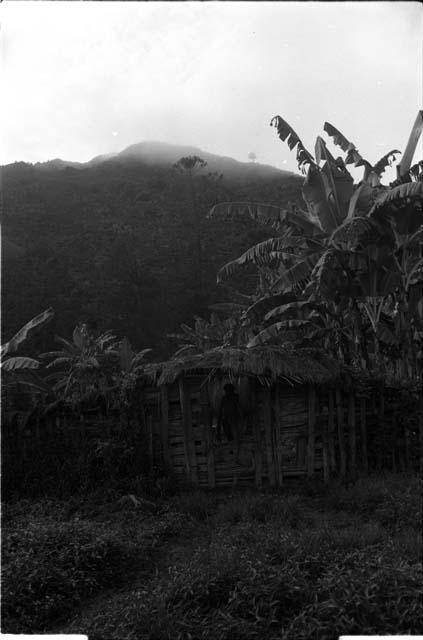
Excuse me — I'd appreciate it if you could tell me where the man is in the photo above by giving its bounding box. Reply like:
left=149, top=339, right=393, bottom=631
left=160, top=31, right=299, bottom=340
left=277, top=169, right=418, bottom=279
left=217, top=383, right=241, bottom=443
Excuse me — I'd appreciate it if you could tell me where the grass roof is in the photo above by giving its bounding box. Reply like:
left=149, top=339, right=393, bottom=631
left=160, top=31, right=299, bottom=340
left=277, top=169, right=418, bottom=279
left=150, top=345, right=346, bottom=386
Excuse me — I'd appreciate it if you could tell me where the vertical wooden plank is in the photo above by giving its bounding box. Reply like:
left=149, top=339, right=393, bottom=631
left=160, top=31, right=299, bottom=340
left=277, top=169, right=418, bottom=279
left=348, top=393, right=357, bottom=478
left=419, top=392, right=423, bottom=477
left=336, top=388, right=347, bottom=478
left=307, top=386, right=316, bottom=478
left=200, top=382, right=215, bottom=489
left=178, top=378, right=199, bottom=485
left=321, top=399, right=330, bottom=484
left=160, top=385, right=170, bottom=466
left=359, top=397, right=368, bottom=475
left=147, top=413, right=154, bottom=462
left=253, top=381, right=262, bottom=490
left=404, top=423, right=411, bottom=472
left=273, top=383, right=283, bottom=487
left=377, top=386, right=385, bottom=470
left=264, top=386, right=276, bottom=487
left=328, top=389, right=336, bottom=473
left=391, top=411, right=397, bottom=473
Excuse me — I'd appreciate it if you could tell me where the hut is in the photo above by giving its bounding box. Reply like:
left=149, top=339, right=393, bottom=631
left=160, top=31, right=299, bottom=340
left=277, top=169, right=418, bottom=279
left=146, top=346, right=353, bottom=488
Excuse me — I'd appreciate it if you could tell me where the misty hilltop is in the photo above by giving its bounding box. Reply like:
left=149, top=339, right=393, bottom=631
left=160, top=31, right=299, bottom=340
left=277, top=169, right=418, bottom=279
left=6, top=140, right=295, bottom=184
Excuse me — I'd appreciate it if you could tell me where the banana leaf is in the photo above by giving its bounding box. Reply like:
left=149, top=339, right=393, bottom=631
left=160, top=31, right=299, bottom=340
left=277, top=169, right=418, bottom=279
left=369, top=182, right=423, bottom=234
left=373, top=150, right=401, bottom=177
left=1, top=308, right=54, bottom=357
left=209, top=201, right=322, bottom=237
left=270, top=116, right=315, bottom=171
left=271, top=253, right=320, bottom=293
left=1, top=356, right=40, bottom=371
left=244, top=293, right=297, bottom=322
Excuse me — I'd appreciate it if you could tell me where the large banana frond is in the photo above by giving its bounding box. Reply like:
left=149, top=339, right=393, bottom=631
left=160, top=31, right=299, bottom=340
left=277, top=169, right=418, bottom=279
left=329, top=216, right=388, bottom=249
left=209, top=202, right=322, bottom=236
left=324, top=122, right=372, bottom=171
left=369, top=182, right=423, bottom=235
left=270, top=116, right=315, bottom=172
left=248, top=319, right=319, bottom=347
left=244, top=293, right=297, bottom=322
left=265, top=300, right=327, bottom=321
left=271, top=253, right=320, bottom=293
left=217, top=236, right=305, bottom=282
left=373, top=150, right=401, bottom=177
left=323, top=122, right=356, bottom=153
left=369, top=182, right=423, bottom=213
left=1, top=356, right=40, bottom=372
left=1, top=308, right=54, bottom=358
left=315, top=136, right=336, bottom=165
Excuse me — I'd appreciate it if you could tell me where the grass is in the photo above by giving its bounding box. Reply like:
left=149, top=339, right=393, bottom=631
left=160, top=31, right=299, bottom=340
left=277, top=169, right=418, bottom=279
left=2, top=474, right=422, bottom=639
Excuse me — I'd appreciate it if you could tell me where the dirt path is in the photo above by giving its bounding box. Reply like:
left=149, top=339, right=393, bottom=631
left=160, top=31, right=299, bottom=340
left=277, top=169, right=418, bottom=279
left=53, top=516, right=210, bottom=639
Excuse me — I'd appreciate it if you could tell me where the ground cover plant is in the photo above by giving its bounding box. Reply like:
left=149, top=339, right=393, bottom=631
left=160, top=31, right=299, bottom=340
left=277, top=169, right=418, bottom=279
left=3, top=474, right=420, bottom=639
left=1, top=494, right=187, bottom=633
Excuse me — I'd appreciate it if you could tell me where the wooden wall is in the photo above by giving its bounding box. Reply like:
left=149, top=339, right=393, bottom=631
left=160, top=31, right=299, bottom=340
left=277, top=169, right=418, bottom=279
left=152, top=376, right=421, bottom=488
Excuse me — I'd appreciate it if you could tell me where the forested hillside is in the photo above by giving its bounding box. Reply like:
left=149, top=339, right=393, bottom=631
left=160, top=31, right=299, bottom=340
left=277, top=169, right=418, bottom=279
left=1, top=145, right=302, bottom=356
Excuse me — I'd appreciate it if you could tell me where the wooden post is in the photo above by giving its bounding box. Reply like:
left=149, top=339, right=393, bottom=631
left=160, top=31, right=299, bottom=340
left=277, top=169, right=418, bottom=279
left=419, top=392, right=423, bottom=477
left=147, top=413, right=154, bottom=462
left=404, top=423, right=411, bottom=472
left=336, top=388, right=347, bottom=478
left=322, top=404, right=330, bottom=485
left=253, top=381, right=263, bottom=490
left=377, top=387, right=385, bottom=470
left=348, top=393, right=357, bottom=477
left=178, top=378, right=199, bottom=485
left=328, top=389, right=336, bottom=473
left=307, top=386, right=316, bottom=478
left=160, top=385, right=170, bottom=466
left=273, top=383, right=283, bottom=487
left=264, top=386, right=276, bottom=487
left=200, top=382, right=215, bottom=489
left=359, top=397, right=368, bottom=475
left=391, top=412, right=397, bottom=473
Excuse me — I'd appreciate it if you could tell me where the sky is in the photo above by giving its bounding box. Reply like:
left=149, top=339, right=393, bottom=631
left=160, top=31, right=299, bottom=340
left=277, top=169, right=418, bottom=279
left=1, top=1, right=422, bottom=178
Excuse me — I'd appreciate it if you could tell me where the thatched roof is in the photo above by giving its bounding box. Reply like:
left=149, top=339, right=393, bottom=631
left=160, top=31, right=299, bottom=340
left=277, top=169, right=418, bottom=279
left=150, top=346, right=346, bottom=386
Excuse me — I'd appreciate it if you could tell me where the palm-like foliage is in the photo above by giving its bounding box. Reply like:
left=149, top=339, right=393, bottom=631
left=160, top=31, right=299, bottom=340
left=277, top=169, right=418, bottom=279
left=169, top=307, right=252, bottom=357
left=41, top=324, right=118, bottom=407
left=210, top=115, right=423, bottom=382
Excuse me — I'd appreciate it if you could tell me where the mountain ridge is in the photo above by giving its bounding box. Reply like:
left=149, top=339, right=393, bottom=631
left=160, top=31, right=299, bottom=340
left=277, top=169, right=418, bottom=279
left=3, top=141, right=297, bottom=181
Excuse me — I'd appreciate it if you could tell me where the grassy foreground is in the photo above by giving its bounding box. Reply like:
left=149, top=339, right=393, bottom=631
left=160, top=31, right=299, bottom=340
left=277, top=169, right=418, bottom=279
left=2, top=474, right=422, bottom=639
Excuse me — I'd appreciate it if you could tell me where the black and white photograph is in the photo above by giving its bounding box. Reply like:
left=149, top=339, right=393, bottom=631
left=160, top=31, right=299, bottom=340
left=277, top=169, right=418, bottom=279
left=1, top=1, right=422, bottom=638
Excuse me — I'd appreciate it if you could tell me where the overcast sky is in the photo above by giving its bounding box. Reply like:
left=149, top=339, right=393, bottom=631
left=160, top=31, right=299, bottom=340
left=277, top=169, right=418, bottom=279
left=1, top=1, right=422, bottom=177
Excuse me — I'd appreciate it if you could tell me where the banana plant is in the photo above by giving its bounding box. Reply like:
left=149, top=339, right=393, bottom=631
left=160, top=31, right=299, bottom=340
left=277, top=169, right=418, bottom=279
left=208, top=113, right=423, bottom=386
left=41, top=324, right=118, bottom=408
left=112, top=337, right=152, bottom=410
left=209, top=116, right=405, bottom=297
left=1, top=308, right=54, bottom=427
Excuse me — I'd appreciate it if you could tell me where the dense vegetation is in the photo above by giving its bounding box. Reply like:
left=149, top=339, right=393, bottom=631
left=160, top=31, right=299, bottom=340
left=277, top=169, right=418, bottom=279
left=2, top=116, right=423, bottom=637
left=2, top=476, right=422, bottom=638
left=2, top=145, right=301, bottom=357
